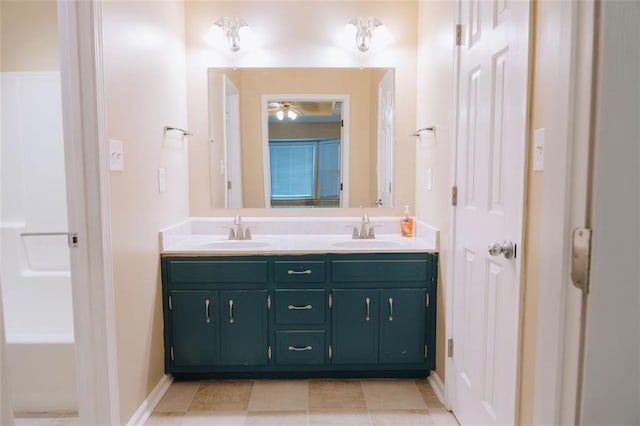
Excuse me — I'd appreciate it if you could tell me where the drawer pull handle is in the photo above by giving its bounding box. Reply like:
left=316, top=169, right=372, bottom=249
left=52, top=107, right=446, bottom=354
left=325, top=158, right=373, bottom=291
left=205, top=299, right=211, bottom=323
left=288, top=345, right=313, bottom=352
left=287, top=269, right=312, bottom=275
left=288, top=304, right=312, bottom=310
left=388, top=297, right=394, bottom=321
left=365, top=297, right=371, bottom=321
left=229, top=299, right=234, bottom=324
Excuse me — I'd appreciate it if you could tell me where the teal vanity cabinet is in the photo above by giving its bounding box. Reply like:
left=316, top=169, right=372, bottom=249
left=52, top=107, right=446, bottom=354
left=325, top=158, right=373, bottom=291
left=161, top=252, right=437, bottom=377
left=162, top=258, right=269, bottom=373
left=271, top=258, right=329, bottom=368
left=330, top=255, right=434, bottom=368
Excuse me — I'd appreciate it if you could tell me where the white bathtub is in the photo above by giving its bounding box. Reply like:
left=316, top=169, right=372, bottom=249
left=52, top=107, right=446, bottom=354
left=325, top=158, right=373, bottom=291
left=1, top=225, right=78, bottom=414
left=1, top=72, right=77, bottom=414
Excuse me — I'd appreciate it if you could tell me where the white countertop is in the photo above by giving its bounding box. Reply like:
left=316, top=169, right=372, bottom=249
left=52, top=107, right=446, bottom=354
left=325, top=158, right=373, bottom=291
left=160, top=217, right=439, bottom=256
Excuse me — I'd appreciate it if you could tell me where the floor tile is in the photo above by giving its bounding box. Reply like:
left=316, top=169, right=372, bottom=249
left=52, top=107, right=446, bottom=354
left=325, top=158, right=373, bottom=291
left=155, top=381, right=200, bottom=413
left=248, top=380, right=308, bottom=411
left=428, top=408, right=459, bottom=426
left=144, top=412, right=184, bottom=426
left=308, top=380, right=367, bottom=411
left=361, top=380, right=427, bottom=410
left=188, top=380, right=254, bottom=411
left=414, top=379, right=443, bottom=408
left=309, top=410, right=371, bottom=426
left=181, top=411, right=246, bottom=426
left=245, top=410, right=307, bottom=426
left=369, top=409, right=434, bottom=426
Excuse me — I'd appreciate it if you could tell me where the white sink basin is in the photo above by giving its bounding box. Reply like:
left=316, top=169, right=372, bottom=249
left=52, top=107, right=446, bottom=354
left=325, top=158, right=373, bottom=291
left=331, top=239, right=404, bottom=249
left=199, top=240, right=273, bottom=250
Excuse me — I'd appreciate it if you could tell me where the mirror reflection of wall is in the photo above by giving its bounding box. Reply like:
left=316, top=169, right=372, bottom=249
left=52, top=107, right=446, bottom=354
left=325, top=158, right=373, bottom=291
left=207, top=68, right=394, bottom=209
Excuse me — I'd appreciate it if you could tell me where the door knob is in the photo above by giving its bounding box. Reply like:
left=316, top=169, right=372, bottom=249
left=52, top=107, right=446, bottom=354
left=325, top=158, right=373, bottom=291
left=488, top=240, right=515, bottom=259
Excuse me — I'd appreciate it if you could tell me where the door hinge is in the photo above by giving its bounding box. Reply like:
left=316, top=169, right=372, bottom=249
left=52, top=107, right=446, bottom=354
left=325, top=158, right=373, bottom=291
left=340, top=183, right=343, bottom=191
left=268, top=346, right=272, bottom=360
left=227, top=180, right=232, bottom=190
left=424, top=344, right=428, bottom=359
left=341, top=119, right=344, bottom=128
left=455, top=24, right=462, bottom=46
left=451, top=186, right=458, bottom=206
left=447, top=338, right=454, bottom=358
left=267, top=294, right=271, bottom=309
left=571, top=227, right=592, bottom=293
left=328, top=345, right=332, bottom=360
left=425, top=293, right=430, bottom=308
left=168, top=295, right=172, bottom=310
left=68, top=232, right=79, bottom=248
left=328, top=293, right=333, bottom=308
left=170, top=346, right=175, bottom=361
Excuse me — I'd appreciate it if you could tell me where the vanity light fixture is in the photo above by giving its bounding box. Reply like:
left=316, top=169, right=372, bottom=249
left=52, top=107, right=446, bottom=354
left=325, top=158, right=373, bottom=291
left=348, top=16, right=384, bottom=52
left=212, top=16, right=249, bottom=52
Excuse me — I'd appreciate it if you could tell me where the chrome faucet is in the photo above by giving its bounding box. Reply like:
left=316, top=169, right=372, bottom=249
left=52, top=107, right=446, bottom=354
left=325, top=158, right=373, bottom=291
left=229, top=215, right=252, bottom=240
left=352, top=213, right=375, bottom=239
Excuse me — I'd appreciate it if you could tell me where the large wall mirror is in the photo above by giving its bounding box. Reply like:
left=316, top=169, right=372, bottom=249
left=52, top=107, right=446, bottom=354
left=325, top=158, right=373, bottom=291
left=208, top=67, right=395, bottom=209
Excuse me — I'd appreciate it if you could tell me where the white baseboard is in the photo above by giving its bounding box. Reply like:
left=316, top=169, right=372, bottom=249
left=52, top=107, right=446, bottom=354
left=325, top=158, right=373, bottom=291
left=126, top=374, right=173, bottom=426
left=428, top=371, right=447, bottom=408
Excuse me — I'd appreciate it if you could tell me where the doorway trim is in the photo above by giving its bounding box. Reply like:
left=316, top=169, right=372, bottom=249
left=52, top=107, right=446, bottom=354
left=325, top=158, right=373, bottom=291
left=532, top=1, right=597, bottom=424
left=57, top=0, right=120, bottom=423
left=261, top=94, right=350, bottom=208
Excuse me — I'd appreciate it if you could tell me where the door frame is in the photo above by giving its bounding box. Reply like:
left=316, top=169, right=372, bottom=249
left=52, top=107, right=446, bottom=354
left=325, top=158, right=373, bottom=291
left=57, top=0, right=120, bottom=423
left=260, top=93, right=350, bottom=208
left=222, top=75, right=243, bottom=208
left=531, top=1, right=597, bottom=424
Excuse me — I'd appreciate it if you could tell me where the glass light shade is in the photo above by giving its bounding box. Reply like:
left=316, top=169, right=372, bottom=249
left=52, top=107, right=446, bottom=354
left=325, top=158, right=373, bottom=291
left=287, top=110, right=297, bottom=120
left=276, top=110, right=284, bottom=120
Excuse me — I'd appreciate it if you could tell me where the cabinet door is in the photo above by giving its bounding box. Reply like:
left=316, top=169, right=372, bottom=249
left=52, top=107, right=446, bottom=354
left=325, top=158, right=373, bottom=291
left=331, top=289, right=378, bottom=364
left=171, top=290, right=219, bottom=367
left=379, top=289, right=426, bottom=364
left=219, top=290, right=268, bottom=366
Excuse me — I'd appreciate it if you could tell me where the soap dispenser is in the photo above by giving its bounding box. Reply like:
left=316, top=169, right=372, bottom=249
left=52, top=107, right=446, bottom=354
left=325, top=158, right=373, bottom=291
left=401, top=205, right=414, bottom=237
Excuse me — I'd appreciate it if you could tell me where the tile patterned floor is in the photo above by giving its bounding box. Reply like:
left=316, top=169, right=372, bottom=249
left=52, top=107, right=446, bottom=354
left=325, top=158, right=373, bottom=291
left=147, top=379, right=459, bottom=426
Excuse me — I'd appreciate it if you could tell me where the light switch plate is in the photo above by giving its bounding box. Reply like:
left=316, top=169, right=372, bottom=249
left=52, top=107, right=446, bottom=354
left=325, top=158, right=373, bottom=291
left=158, top=168, right=166, bottom=193
left=533, top=128, right=545, bottom=171
left=109, top=139, right=124, bottom=172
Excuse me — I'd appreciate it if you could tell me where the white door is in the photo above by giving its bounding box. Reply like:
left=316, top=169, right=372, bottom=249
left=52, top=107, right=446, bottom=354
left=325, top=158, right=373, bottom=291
left=451, top=0, right=530, bottom=424
left=223, top=76, right=243, bottom=208
left=377, top=70, right=394, bottom=207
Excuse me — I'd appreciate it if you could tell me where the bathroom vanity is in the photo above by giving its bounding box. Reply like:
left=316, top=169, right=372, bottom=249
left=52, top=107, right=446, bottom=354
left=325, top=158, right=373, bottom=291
left=160, top=217, right=438, bottom=379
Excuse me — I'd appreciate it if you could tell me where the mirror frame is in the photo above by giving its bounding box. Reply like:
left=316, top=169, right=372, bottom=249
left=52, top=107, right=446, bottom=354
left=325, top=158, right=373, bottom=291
left=261, top=93, right=351, bottom=208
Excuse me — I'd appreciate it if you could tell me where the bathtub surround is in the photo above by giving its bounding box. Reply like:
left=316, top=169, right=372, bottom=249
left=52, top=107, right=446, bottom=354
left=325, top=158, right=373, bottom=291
left=0, top=71, right=77, bottom=413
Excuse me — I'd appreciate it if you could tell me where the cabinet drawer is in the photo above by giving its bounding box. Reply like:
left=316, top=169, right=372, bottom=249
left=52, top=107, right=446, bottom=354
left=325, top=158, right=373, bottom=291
left=168, top=260, right=268, bottom=284
left=274, top=290, right=326, bottom=325
left=275, top=331, right=325, bottom=365
left=274, top=261, right=325, bottom=283
left=332, top=260, right=427, bottom=283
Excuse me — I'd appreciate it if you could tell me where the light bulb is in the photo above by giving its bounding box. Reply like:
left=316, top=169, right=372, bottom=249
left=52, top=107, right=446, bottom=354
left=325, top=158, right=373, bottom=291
left=276, top=110, right=284, bottom=120
left=288, top=110, right=297, bottom=120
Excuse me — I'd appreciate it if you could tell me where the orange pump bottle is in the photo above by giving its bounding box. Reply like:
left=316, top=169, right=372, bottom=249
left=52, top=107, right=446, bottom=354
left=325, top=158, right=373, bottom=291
left=400, top=205, right=414, bottom=237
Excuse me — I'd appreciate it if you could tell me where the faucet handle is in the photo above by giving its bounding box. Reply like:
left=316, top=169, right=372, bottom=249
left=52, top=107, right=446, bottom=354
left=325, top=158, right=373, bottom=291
left=368, top=227, right=375, bottom=238
left=244, top=227, right=252, bottom=240
left=352, top=227, right=360, bottom=239
left=228, top=228, right=236, bottom=240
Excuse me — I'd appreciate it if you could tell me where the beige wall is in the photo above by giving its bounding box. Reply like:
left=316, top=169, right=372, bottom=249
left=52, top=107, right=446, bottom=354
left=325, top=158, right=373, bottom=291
left=186, top=1, right=418, bottom=216
left=0, top=0, right=59, bottom=71
left=101, top=1, right=190, bottom=423
left=415, top=0, right=455, bottom=382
